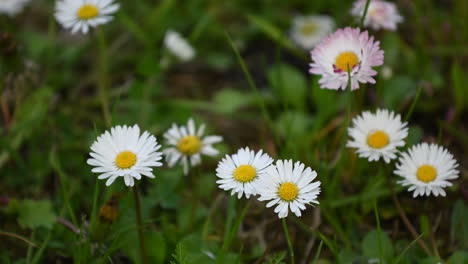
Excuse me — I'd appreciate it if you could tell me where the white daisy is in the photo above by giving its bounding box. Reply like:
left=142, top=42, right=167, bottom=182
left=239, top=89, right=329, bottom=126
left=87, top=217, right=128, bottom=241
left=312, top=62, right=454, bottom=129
left=394, top=143, right=459, bottom=197
left=163, top=118, right=222, bottom=175
left=351, top=0, right=403, bottom=31
left=55, top=0, right=120, bottom=34
left=290, top=15, right=335, bottom=50
left=309, top=27, right=384, bottom=90
left=0, top=0, right=31, bottom=16
left=347, top=109, right=408, bottom=163
left=257, top=160, right=321, bottom=218
left=87, top=125, right=163, bottom=187
left=216, top=147, right=273, bottom=199
left=163, top=30, right=196, bottom=62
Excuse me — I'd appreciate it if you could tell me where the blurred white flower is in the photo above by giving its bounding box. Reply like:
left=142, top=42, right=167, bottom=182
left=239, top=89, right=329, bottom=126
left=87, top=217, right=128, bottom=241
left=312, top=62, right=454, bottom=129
left=55, top=0, right=119, bottom=34
left=395, top=143, right=459, bottom=197
left=216, top=147, right=273, bottom=199
left=347, top=109, right=408, bottom=163
left=87, top=125, right=163, bottom=187
left=257, top=160, right=321, bottom=218
left=309, top=27, right=384, bottom=90
left=290, top=15, right=335, bottom=50
left=351, top=0, right=403, bottom=31
left=0, top=0, right=31, bottom=16
left=163, top=118, right=222, bottom=175
left=164, top=30, right=196, bottom=62
left=381, top=65, right=393, bottom=79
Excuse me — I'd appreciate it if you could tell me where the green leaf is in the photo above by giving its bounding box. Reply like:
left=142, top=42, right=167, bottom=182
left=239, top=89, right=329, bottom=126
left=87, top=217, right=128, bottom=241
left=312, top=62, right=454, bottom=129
left=451, top=200, right=468, bottom=248
left=170, top=242, right=188, bottom=264
left=381, top=76, right=416, bottom=109
left=447, top=251, right=468, bottom=264
left=267, top=64, right=307, bottom=110
left=18, top=200, right=56, bottom=229
left=362, top=230, right=394, bottom=263
left=148, top=232, right=167, bottom=264
left=213, top=89, right=255, bottom=114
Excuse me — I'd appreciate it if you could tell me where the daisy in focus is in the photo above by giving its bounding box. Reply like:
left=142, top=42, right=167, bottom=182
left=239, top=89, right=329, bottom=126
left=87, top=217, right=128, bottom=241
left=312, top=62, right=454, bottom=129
left=87, top=125, right=163, bottom=187
left=55, top=0, right=120, bottom=34
left=0, top=0, right=31, bottom=16
left=164, top=118, right=222, bottom=175
left=309, top=27, right=384, bottom=90
left=394, top=143, right=459, bottom=197
left=216, top=147, right=273, bottom=199
left=347, top=109, right=408, bottom=163
left=290, top=15, right=335, bottom=50
left=164, top=30, right=196, bottom=62
left=351, top=0, right=403, bottom=31
left=257, top=160, right=321, bottom=218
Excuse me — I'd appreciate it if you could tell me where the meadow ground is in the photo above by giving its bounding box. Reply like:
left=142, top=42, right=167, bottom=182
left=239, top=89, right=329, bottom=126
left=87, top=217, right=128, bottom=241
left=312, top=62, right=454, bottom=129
left=1, top=0, right=467, bottom=263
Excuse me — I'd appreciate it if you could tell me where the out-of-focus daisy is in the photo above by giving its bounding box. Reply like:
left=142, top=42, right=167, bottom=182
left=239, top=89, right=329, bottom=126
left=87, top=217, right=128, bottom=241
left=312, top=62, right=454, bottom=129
left=351, top=0, right=403, bottom=31
left=164, top=118, right=222, bottom=175
left=257, top=160, right=321, bottom=218
left=309, top=27, right=384, bottom=90
left=290, top=15, right=335, bottom=50
left=0, top=0, right=31, bottom=16
left=394, top=143, right=459, bottom=197
left=55, top=0, right=120, bottom=34
left=87, top=125, right=163, bottom=187
left=163, top=30, right=195, bottom=62
left=216, top=147, right=273, bottom=199
left=347, top=109, right=408, bottom=163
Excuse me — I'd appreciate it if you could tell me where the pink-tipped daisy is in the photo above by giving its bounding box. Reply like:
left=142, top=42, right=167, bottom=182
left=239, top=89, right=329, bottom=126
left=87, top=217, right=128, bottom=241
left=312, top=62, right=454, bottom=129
left=351, top=0, right=403, bottom=31
left=309, top=27, right=384, bottom=90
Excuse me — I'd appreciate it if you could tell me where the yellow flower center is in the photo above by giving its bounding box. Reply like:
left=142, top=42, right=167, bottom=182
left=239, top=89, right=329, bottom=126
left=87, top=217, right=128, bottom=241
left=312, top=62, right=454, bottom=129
left=367, top=130, right=390, bottom=149
left=77, top=4, right=99, bottom=20
left=300, top=22, right=317, bottom=35
left=416, top=165, right=437, bottom=183
left=233, top=165, right=257, bottom=183
left=115, top=151, right=137, bottom=169
left=278, top=182, right=299, bottom=201
left=335, top=51, right=359, bottom=72
left=177, top=135, right=202, bottom=155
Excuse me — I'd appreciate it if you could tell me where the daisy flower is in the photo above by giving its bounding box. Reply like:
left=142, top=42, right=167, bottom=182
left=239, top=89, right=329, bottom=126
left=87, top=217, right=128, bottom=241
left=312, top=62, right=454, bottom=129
left=257, top=160, right=321, bottom=218
left=290, top=15, right=335, bottom=50
left=394, top=143, right=459, bottom=197
left=164, top=30, right=196, bottom=62
left=87, top=125, right=163, bottom=187
left=347, top=109, right=408, bottom=163
left=163, top=118, right=222, bottom=175
left=216, top=147, right=273, bottom=199
left=55, top=0, right=120, bottom=34
left=0, top=0, right=31, bottom=16
left=351, top=0, right=403, bottom=31
left=309, top=27, right=384, bottom=90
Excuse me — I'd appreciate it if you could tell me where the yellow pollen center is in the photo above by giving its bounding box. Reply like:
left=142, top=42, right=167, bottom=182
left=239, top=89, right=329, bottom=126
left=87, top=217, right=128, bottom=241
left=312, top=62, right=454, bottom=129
left=233, top=165, right=257, bottom=183
left=300, top=23, right=317, bottom=35
left=115, top=151, right=137, bottom=169
left=278, top=182, right=299, bottom=201
left=416, top=165, right=437, bottom=183
left=77, top=4, right=99, bottom=20
left=367, top=130, right=390, bottom=149
left=177, top=135, right=202, bottom=155
left=335, top=51, right=359, bottom=72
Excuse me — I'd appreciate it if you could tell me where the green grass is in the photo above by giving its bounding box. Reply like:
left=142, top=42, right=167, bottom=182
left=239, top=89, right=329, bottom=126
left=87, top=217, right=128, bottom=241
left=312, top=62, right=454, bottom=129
left=1, top=0, right=467, bottom=263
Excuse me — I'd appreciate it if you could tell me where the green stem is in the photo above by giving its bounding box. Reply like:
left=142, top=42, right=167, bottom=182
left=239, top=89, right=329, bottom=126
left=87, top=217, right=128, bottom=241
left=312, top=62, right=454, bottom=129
left=373, top=200, right=384, bottom=264
left=96, top=28, right=112, bottom=127
left=217, top=199, right=251, bottom=264
left=282, top=218, right=295, bottom=264
left=132, top=186, right=148, bottom=264
left=359, top=0, right=372, bottom=28
left=404, top=85, right=422, bottom=122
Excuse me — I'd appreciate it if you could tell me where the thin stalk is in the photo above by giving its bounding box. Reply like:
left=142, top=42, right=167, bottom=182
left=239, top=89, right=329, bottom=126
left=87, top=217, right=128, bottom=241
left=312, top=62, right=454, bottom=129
left=0, top=230, right=38, bottom=248
left=132, top=186, right=148, bottom=264
left=404, top=85, right=422, bottom=122
left=96, top=29, right=112, bottom=127
left=359, top=0, right=372, bottom=28
left=373, top=200, right=383, bottom=264
left=282, top=218, right=295, bottom=264
left=217, top=199, right=251, bottom=264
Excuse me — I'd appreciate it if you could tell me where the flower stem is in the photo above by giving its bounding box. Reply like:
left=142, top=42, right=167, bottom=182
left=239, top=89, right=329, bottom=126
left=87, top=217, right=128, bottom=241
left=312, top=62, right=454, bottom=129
left=359, top=0, right=372, bottom=28
left=96, top=28, right=112, bottom=127
left=132, top=186, right=148, bottom=264
left=282, top=218, right=295, bottom=264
